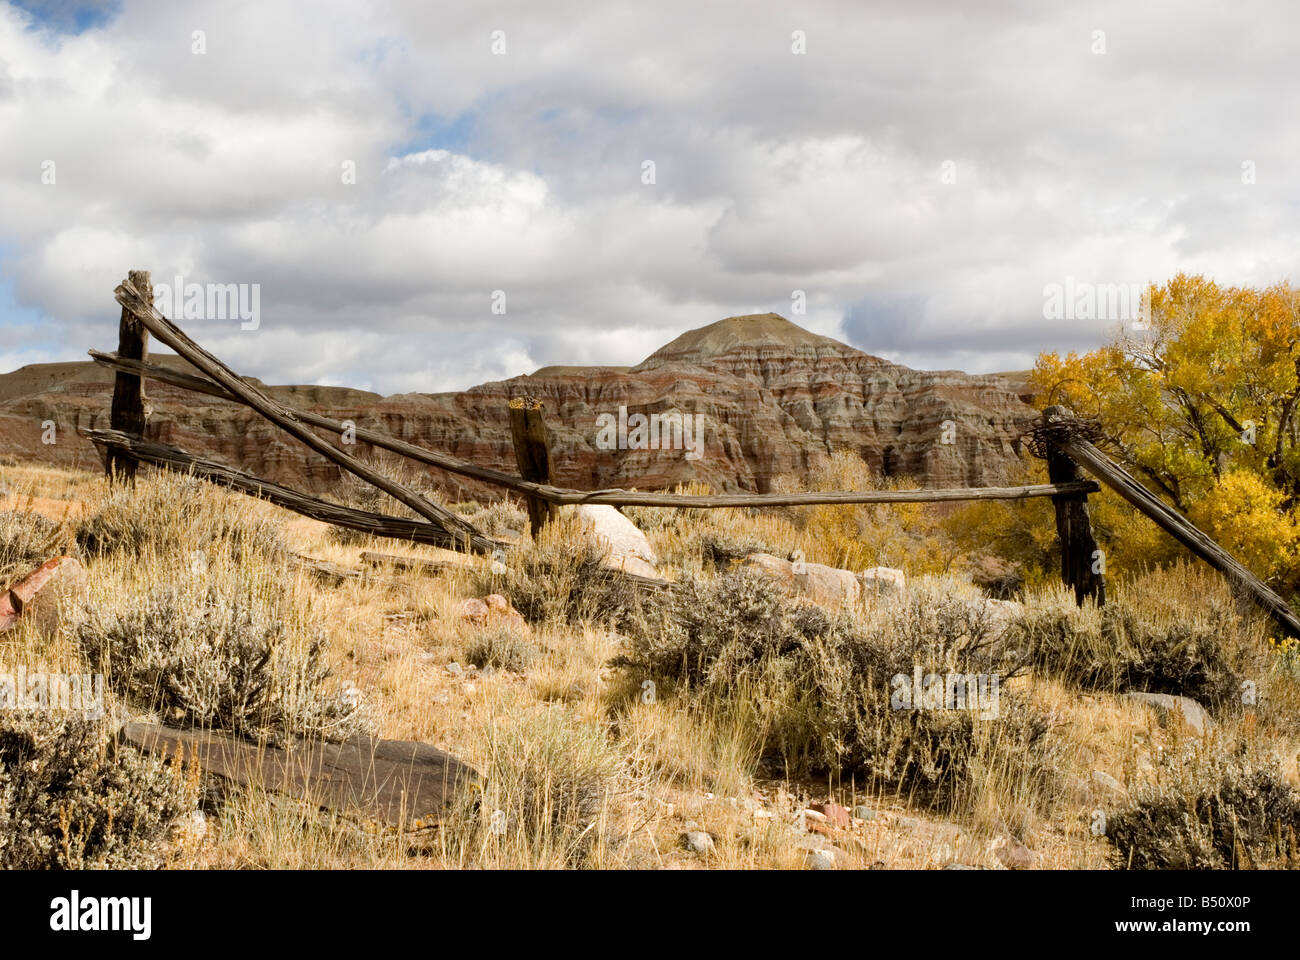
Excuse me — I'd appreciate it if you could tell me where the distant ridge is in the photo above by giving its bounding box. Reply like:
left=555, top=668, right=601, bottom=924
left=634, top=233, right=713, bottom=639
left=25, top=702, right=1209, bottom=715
left=0, top=312, right=1035, bottom=494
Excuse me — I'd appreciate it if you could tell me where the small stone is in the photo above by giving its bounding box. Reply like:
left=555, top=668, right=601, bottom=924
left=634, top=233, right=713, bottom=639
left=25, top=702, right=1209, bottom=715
left=852, top=805, right=876, bottom=821
left=458, top=598, right=490, bottom=621
left=446, top=662, right=464, bottom=676
left=810, top=802, right=852, bottom=828
left=1091, top=770, right=1128, bottom=799
left=682, top=831, right=714, bottom=854
left=459, top=594, right=532, bottom=637
left=805, top=848, right=837, bottom=870
left=993, top=836, right=1040, bottom=870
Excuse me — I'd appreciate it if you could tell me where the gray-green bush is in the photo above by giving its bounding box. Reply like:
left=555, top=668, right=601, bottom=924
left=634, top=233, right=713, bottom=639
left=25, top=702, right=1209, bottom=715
left=615, top=571, right=1052, bottom=806
left=0, top=712, right=193, bottom=869
left=1009, top=565, right=1256, bottom=708
left=75, top=572, right=369, bottom=744
left=76, top=472, right=283, bottom=560
left=1105, top=749, right=1300, bottom=869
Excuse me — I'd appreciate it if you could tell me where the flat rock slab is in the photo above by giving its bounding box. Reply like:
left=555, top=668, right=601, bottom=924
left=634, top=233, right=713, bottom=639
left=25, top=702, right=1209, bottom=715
left=741, top=552, right=860, bottom=608
left=121, top=722, right=478, bottom=829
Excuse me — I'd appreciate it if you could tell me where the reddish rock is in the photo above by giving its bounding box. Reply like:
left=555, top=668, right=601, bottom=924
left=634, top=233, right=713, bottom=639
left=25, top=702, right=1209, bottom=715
left=459, top=594, right=531, bottom=637
left=993, top=835, right=1040, bottom=870
left=458, top=598, right=490, bottom=621
left=0, top=556, right=87, bottom=634
left=810, top=802, right=853, bottom=829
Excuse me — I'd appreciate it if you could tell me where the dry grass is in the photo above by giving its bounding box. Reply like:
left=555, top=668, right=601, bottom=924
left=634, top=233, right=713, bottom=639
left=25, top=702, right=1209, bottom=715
left=1, top=458, right=1298, bottom=870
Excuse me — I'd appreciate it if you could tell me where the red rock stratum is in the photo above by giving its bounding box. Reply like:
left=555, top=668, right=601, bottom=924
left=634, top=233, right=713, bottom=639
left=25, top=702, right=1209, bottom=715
left=0, top=313, right=1036, bottom=495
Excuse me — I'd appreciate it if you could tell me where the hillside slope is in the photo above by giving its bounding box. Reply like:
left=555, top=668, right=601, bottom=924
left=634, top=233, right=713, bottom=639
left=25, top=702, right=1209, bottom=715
left=0, top=314, right=1034, bottom=493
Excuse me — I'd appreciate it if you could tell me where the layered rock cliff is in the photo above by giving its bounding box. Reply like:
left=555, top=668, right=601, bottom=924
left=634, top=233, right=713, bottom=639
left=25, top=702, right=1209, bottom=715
left=0, top=314, right=1036, bottom=496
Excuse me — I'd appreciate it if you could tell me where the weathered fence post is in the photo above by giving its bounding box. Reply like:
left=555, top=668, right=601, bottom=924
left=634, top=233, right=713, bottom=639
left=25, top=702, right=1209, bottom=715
left=106, top=269, right=152, bottom=481
left=508, top=396, right=556, bottom=537
left=1042, top=405, right=1106, bottom=606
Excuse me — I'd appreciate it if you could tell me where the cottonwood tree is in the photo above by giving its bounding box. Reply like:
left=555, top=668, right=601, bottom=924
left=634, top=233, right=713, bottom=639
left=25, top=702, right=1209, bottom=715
left=1032, top=273, right=1300, bottom=588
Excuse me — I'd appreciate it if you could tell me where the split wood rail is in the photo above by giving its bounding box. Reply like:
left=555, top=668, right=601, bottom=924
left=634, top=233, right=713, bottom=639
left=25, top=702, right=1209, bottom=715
left=84, top=269, right=1300, bottom=640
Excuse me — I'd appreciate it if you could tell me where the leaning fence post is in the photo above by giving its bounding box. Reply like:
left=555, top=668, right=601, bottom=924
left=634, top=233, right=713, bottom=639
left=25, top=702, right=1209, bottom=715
left=1042, top=405, right=1106, bottom=606
left=508, top=396, right=556, bottom=537
left=106, top=269, right=152, bottom=481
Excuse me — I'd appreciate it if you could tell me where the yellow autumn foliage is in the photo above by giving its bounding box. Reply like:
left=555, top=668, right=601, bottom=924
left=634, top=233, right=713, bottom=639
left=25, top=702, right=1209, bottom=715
left=1028, top=273, right=1300, bottom=594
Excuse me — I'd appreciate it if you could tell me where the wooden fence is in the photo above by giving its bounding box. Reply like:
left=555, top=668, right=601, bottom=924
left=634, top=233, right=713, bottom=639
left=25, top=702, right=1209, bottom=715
left=83, top=270, right=1300, bottom=640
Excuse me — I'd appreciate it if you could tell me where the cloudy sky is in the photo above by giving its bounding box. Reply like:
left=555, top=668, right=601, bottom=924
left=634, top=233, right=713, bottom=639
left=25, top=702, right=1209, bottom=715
left=1, top=0, right=1297, bottom=394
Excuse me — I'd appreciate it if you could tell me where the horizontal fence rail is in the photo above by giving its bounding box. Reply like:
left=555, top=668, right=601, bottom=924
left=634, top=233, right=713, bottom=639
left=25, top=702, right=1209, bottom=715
left=82, top=429, right=506, bottom=552
left=93, top=269, right=1300, bottom=640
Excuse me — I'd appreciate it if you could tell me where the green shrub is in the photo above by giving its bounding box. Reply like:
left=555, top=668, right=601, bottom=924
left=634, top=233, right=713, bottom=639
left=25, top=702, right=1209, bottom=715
left=483, top=517, right=644, bottom=629
left=0, top=712, right=193, bottom=869
left=463, top=625, right=544, bottom=673
left=1010, top=565, right=1253, bottom=708
left=443, top=701, right=629, bottom=867
left=453, top=499, right=527, bottom=539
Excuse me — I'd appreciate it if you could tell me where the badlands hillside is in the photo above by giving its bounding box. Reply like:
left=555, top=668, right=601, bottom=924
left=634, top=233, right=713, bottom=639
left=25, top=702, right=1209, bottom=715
left=0, top=313, right=1034, bottom=494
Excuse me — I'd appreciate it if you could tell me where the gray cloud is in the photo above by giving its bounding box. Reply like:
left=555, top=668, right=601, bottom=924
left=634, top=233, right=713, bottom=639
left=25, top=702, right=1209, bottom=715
left=1, top=0, right=1297, bottom=392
